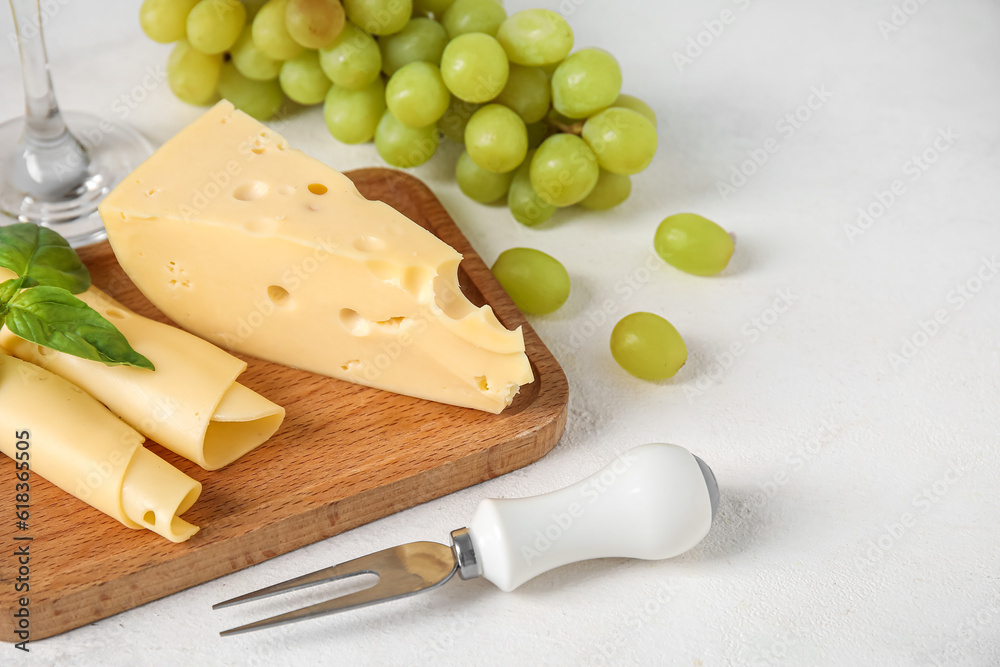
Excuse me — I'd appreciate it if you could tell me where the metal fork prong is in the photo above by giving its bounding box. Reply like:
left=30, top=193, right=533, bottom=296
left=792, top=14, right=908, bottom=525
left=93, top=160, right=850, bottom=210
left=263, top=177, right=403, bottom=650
left=216, top=541, right=459, bottom=635
left=220, top=579, right=427, bottom=636
left=212, top=559, right=378, bottom=610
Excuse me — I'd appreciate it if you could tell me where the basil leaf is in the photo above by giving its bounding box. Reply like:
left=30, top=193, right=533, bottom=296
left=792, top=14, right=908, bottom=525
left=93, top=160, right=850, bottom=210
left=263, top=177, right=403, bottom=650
left=4, top=286, right=154, bottom=370
left=0, top=223, right=91, bottom=293
left=0, top=276, right=25, bottom=307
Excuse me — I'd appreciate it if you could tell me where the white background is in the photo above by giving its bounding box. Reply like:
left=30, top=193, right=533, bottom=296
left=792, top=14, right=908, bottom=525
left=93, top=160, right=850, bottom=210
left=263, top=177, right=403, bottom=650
left=2, top=0, right=999, bottom=665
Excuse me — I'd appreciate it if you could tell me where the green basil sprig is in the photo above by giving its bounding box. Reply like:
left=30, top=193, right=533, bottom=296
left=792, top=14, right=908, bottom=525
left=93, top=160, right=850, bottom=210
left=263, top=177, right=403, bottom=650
left=0, top=223, right=154, bottom=370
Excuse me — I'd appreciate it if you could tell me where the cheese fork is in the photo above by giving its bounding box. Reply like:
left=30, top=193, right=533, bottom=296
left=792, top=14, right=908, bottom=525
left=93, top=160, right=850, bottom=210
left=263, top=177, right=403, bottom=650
left=214, top=443, right=719, bottom=636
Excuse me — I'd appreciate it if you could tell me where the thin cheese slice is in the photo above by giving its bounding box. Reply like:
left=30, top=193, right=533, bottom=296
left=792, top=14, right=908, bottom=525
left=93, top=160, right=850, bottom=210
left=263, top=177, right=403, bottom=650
left=97, top=100, right=533, bottom=413
left=0, top=273, right=285, bottom=470
left=0, top=353, right=201, bottom=543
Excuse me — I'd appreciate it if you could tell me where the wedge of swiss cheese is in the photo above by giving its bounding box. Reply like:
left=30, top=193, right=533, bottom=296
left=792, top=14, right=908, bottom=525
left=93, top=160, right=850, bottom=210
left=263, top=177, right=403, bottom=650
left=99, top=101, right=532, bottom=413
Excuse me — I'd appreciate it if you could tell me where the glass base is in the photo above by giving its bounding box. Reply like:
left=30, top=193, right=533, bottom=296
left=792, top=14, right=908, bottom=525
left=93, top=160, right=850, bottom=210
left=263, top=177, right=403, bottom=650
left=0, top=111, right=153, bottom=248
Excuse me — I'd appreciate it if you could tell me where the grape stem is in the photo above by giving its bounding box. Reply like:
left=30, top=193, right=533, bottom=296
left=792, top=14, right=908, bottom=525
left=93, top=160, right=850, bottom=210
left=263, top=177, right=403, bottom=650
left=546, top=117, right=584, bottom=136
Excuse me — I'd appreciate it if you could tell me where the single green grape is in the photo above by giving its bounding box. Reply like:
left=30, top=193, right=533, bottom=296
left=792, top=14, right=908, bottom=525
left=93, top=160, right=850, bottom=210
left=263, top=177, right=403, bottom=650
left=378, top=17, right=448, bottom=76
left=581, top=107, right=658, bottom=175
left=654, top=213, right=734, bottom=276
left=612, top=93, right=656, bottom=126
left=253, top=0, right=304, bottom=60
left=140, top=0, right=200, bottom=43
left=441, top=0, right=506, bottom=38
left=319, top=21, right=382, bottom=89
left=279, top=50, right=333, bottom=104
left=494, top=64, right=550, bottom=124
left=437, top=97, right=479, bottom=143
left=343, top=0, right=411, bottom=35
left=218, top=63, right=284, bottom=119
left=324, top=78, right=386, bottom=143
left=167, top=40, right=223, bottom=105
left=580, top=169, right=631, bottom=210
left=385, top=62, right=450, bottom=128
left=496, top=9, right=572, bottom=66
left=412, top=0, right=454, bottom=14
left=464, top=105, right=527, bottom=174
left=491, top=248, right=570, bottom=315
left=456, top=151, right=514, bottom=203
left=439, top=32, right=508, bottom=103
left=529, top=133, right=599, bottom=207
left=285, top=0, right=346, bottom=49
left=507, top=153, right=555, bottom=227
left=610, top=312, right=687, bottom=381
left=186, top=0, right=245, bottom=54
left=551, top=48, right=621, bottom=119
left=374, top=110, right=439, bottom=167
left=231, top=30, right=282, bottom=81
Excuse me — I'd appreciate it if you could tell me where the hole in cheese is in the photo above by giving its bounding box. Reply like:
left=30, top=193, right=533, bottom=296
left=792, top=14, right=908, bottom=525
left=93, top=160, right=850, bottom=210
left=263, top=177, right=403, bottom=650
left=143, top=510, right=156, bottom=525
left=267, top=285, right=293, bottom=308
left=475, top=375, right=489, bottom=391
left=366, top=260, right=399, bottom=284
left=375, top=316, right=406, bottom=330
left=341, top=359, right=361, bottom=371
left=232, top=181, right=270, bottom=201
left=338, top=309, right=370, bottom=336
left=104, top=308, right=126, bottom=320
left=433, top=270, right=476, bottom=320
left=353, top=236, right=385, bottom=252
left=402, top=265, right=430, bottom=297
left=308, top=183, right=328, bottom=195
left=251, top=146, right=265, bottom=155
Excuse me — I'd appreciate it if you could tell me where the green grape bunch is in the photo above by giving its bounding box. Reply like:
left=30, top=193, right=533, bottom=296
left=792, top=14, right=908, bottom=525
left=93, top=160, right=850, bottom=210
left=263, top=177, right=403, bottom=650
left=141, top=0, right=660, bottom=221
left=141, top=0, right=743, bottom=390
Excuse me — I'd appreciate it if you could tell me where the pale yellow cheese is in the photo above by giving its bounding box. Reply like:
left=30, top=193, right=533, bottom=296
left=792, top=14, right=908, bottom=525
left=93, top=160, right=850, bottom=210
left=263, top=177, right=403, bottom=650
left=0, top=353, right=201, bottom=542
left=0, top=272, right=285, bottom=470
left=97, top=100, right=533, bottom=413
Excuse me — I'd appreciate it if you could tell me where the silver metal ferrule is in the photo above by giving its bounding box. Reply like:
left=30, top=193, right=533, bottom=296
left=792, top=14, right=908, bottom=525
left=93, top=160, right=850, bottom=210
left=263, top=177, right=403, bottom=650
left=450, top=527, right=482, bottom=580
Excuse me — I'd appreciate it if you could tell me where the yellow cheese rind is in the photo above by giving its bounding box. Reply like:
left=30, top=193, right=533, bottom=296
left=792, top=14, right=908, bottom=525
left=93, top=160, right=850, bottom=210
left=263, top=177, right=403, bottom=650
left=98, top=101, right=533, bottom=413
left=0, top=275, right=285, bottom=470
left=0, top=353, right=201, bottom=542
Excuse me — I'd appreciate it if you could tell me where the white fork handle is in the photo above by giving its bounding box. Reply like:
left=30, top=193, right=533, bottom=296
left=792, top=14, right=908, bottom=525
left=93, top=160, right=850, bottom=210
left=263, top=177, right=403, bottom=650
left=466, top=443, right=717, bottom=592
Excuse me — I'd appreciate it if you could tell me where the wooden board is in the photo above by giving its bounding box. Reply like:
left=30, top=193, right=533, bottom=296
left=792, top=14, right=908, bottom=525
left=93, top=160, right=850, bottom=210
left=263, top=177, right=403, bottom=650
left=0, top=168, right=568, bottom=642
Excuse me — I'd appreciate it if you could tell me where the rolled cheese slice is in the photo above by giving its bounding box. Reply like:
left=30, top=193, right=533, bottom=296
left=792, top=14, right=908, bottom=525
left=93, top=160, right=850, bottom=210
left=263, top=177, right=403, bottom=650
left=0, top=271, right=285, bottom=471
left=0, top=353, right=201, bottom=543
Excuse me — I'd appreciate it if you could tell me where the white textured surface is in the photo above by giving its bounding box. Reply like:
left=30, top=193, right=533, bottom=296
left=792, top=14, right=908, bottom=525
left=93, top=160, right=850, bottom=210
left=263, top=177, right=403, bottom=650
left=2, top=0, right=999, bottom=665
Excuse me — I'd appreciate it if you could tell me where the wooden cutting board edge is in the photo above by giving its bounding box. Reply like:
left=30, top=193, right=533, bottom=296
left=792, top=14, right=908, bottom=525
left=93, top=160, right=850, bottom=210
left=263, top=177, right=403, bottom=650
left=0, top=167, right=569, bottom=641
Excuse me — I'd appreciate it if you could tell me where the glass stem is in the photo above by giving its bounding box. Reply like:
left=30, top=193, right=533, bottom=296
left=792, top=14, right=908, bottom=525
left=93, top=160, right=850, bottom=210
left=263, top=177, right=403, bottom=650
left=8, top=0, right=90, bottom=198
